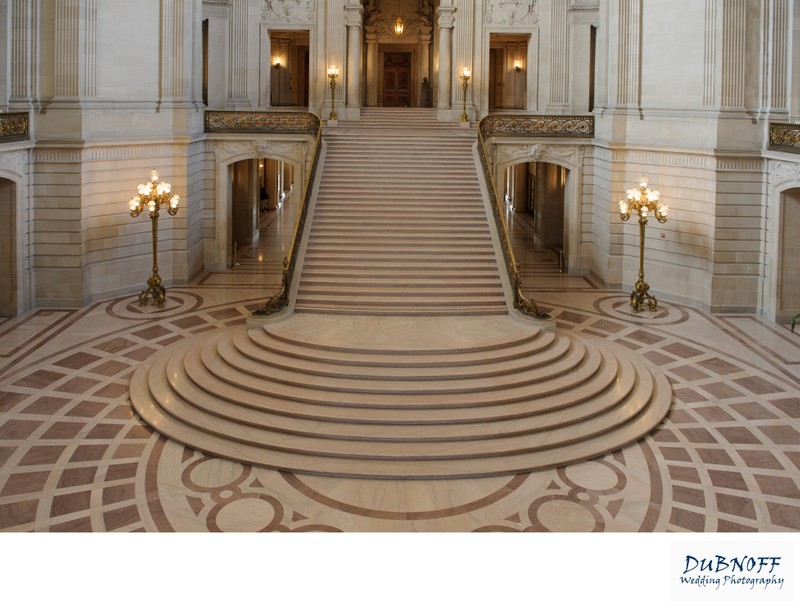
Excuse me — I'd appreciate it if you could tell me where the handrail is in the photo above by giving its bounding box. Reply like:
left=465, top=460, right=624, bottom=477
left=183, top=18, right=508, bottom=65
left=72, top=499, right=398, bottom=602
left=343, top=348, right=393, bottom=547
left=254, top=121, right=321, bottom=316
left=476, top=122, right=549, bottom=319
left=769, top=122, right=800, bottom=154
left=203, top=110, right=322, bottom=316
left=0, top=112, right=30, bottom=143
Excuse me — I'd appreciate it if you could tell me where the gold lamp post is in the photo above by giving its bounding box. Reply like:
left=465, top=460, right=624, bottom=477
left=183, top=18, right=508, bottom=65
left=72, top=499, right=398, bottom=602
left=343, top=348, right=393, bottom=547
left=460, top=67, right=471, bottom=123
left=128, top=169, right=180, bottom=308
left=327, top=65, right=339, bottom=121
left=618, top=175, right=668, bottom=312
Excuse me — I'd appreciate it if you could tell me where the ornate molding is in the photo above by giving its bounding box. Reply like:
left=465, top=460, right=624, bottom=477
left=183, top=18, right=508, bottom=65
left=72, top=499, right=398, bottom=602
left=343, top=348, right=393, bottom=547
left=485, top=0, right=538, bottom=25
left=205, top=111, right=321, bottom=136
left=262, top=0, right=315, bottom=23
left=0, top=112, right=30, bottom=143
left=480, top=114, right=594, bottom=139
left=344, top=4, right=362, bottom=28
left=496, top=143, right=583, bottom=166
left=769, top=160, right=800, bottom=182
left=769, top=122, right=800, bottom=154
left=0, top=150, right=28, bottom=175
left=437, top=6, right=456, bottom=29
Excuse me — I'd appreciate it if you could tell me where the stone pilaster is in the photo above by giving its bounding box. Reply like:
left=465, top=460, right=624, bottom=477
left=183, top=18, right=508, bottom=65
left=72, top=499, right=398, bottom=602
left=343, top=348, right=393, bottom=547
left=10, top=0, right=38, bottom=104
left=615, top=0, right=640, bottom=109
left=436, top=5, right=455, bottom=114
left=452, top=0, right=472, bottom=117
left=547, top=0, right=570, bottom=111
left=326, top=0, right=346, bottom=117
left=703, top=0, right=719, bottom=107
left=762, top=0, right=789, bottom=114
left=161, top=0, right=186, bottom=101
left=344, top=3, right=362, bottom=116
left=365, top=26, right=378, bottom=107
left=721, top=0, right=746, bottom=109
left=227, top=0, right=248, bottom=106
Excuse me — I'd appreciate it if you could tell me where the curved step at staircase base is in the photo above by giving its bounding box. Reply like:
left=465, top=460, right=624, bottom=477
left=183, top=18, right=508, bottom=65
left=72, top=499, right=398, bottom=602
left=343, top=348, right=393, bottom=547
left=130, top=313, right=673, bottom=480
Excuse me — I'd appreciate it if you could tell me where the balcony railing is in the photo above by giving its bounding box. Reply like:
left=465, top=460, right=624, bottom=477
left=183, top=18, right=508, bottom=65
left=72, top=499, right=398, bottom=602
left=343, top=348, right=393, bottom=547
left=204, top=111, right=322, bottom=315
left=769, top=122, right=800, bottom=154
left=0, top=112, right=30, bottom=143
left=480, top=114, right=594, bottom=139
left=205, top=111, right=320, bottom=136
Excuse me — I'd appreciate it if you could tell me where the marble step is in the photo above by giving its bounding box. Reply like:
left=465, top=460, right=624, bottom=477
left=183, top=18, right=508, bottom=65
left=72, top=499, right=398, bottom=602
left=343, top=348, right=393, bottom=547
left=130, top=314, right=673, bottom=478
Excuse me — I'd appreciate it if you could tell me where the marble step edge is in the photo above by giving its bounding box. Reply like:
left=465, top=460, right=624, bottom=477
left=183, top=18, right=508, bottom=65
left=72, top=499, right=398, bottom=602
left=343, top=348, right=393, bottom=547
left=138, top=358, right=651, bottom=460
left=146, top=357, right=647, bottom=444
left=245, top=324, right=555, bottom=368
left=160, top=342, right=624, bottom=424
left=291, top=306, right=510, bottom=316
left=215, top=331, right=580, bottom=391
left=130, top=363, right=669, bottom=479
left=230, top=329, right=561, bottom=379
left=183, top=340, right=609, bottom=407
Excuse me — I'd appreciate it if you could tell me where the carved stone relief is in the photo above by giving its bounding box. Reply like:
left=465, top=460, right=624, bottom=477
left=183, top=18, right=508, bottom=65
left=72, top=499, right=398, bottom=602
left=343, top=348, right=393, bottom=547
left=496, top=143, right=580, bottom=166
left=485, top=0, right=538, bottom=25
left=214, top=140, right=306, bottom=165
left=770, top=160, right=800, bottom=184
left=0, top=151, right=28, bottom=176
left=263, top=0, right=315, bottom=23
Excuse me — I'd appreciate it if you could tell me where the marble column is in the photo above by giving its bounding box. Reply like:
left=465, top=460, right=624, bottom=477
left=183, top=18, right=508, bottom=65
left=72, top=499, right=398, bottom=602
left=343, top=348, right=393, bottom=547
left=365, top=26, right=378, bottom=107
left=345, top=3, right=362, bottom=118
left=436, top=6, right=455, bottom=116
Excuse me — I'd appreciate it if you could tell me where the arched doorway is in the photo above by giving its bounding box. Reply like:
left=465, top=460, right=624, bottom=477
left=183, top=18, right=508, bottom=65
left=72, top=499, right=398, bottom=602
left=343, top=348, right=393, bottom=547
left=778, top=187, right=800, bottom=323
left=503, top=161, right=568, bottom=271
left=0, top=177, right=16, bottom=316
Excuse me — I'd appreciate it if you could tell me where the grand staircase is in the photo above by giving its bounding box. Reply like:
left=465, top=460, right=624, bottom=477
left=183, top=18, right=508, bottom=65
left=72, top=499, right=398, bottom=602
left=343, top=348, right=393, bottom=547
left=296, top=108, right=506, bottom=315
left=130, top=109, right=673, bottom=479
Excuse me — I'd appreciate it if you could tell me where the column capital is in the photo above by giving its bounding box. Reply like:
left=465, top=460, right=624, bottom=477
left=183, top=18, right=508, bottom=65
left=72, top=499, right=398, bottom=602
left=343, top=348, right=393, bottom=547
left=437, top=6, right=456, bottom=29
left=344, top=4, right=363, bottom=28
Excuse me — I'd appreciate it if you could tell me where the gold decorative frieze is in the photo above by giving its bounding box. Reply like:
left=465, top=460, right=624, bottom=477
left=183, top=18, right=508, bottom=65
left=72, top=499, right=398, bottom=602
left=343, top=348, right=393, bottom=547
left=480, top=114, right=594, bottom=139
left=0, top=112, right=30, bottom=143
left=769, top=123, right=800, bottom=154
left=204, top=111, right=320, bottom=136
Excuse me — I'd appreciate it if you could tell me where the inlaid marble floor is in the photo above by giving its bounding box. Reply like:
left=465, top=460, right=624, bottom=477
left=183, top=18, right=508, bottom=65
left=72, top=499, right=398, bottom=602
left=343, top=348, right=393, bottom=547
left=1, top=202, right=799, bottom=533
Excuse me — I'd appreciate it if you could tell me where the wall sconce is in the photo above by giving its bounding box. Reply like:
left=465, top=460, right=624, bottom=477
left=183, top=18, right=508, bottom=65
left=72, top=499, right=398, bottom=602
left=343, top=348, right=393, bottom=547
left=460, top=67, right=471, bottom=123
left=273, top=59, right=281, bottom=69
left=327, top=65, right=339, bottom=121
left=128, top=169, right=180, bottom=307
left=513, top=59, right=523, bottom=72
left=393, top=17, right=404, bottom=37
left=618, top=175, right=668, bottom=312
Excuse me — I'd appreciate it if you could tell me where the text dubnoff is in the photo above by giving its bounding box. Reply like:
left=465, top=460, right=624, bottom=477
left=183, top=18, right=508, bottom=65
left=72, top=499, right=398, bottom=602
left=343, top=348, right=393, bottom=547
left=679, top=553, right=785, bottom=592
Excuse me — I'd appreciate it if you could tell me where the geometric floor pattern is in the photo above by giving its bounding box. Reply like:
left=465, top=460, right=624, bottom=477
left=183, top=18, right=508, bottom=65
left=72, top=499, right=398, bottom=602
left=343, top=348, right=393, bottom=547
left=2, top=190, right=799, bottom=532
left=2, top=281, right=798, bottom=532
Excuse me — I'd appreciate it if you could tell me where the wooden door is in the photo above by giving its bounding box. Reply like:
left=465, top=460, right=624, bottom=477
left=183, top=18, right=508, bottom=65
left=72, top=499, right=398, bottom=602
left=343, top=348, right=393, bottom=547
left=383, top=53, right=411, bottom=107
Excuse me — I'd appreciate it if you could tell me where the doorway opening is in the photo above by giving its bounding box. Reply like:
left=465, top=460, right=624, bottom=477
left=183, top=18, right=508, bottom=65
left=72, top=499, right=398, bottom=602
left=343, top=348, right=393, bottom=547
left=0, top=177, right=17, bottom=316
left=270, top=30, right=310, bottom=107
left=227, top=158, right=297, bottom=270
left=382, top=52, right=412, bottom=107
left=504, top=161, right=568, bottom=272
left=778, top=188, right=800, bottom=323
left=489, top=34, right=528, bottom=111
